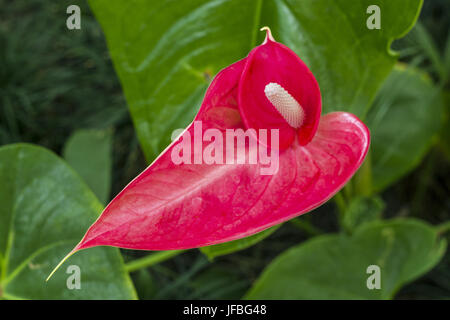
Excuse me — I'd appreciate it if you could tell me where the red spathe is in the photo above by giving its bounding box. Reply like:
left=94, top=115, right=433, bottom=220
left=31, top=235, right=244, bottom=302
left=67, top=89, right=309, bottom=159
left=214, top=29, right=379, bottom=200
left=74, top=32, right=370, bottom=251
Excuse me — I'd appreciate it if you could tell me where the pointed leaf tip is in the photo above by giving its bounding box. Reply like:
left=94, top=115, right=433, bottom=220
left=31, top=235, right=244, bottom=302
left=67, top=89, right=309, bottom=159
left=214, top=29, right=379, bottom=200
left=45, top=249, right=77, bottom=282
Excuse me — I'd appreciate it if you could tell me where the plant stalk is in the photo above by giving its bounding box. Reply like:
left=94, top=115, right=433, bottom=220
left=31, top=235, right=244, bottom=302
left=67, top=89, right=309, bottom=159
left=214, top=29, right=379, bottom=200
left=353, top=150, right=373, bottom=197
left=125, top=250, right=186, bottom=273
left=289, top=218, right=323, bottom=236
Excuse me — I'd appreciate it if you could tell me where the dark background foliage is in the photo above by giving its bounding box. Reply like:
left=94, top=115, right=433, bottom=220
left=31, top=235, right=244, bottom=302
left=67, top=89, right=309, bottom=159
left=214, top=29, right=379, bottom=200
left=0, top=0, right=448, bottom=299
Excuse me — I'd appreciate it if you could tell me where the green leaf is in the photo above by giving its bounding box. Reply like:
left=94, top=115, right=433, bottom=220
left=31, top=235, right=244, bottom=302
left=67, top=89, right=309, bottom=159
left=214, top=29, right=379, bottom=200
left=63, top=129, right=113, bottom=204
left=245, top=219, right=446, bottom=299
left=0, top=144, right=136, bottom=300
left=89, top=0, right=423, bottom=161
left=200, top=225, right=281, bottom=260
left=367, top=66, right=443, bottom=192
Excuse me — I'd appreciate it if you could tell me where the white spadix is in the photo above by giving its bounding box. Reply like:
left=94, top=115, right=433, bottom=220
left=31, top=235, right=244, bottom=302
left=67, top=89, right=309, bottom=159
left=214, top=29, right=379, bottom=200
left=264, top=82, right=304, bottom=129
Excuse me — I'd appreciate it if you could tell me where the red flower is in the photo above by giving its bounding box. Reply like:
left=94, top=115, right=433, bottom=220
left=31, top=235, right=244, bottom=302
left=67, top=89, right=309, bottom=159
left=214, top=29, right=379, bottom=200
left=239, top=27, right=321, bottom=149
left=50, top=28, right=369, bottom=275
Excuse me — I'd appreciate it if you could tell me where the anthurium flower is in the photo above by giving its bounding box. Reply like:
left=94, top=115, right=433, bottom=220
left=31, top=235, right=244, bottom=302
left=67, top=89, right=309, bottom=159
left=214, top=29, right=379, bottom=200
left=49, top=27, right=369, bottom=278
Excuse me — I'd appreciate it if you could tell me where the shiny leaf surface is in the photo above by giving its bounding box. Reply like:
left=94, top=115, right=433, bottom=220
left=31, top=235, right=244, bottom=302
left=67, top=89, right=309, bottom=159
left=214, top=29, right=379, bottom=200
left=0, top=144, right=136, bottom=299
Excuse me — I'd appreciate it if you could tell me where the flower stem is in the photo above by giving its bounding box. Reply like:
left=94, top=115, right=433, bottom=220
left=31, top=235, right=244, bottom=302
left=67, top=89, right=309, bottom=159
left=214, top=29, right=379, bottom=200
left=334, top=192, right=347, bottom=216
left=125, top=250, right=186, bottom=273
left=290, top=218, right=323, bottom=236
left=353, top=151, right=373, bottom=197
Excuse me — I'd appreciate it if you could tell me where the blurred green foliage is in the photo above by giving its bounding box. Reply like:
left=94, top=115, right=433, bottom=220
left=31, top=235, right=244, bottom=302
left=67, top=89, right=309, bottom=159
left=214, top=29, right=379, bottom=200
left=0, top=0, right=146, bottom=196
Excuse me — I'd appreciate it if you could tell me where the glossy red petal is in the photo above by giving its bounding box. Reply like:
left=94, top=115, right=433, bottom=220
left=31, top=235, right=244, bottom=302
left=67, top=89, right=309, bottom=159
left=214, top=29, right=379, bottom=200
left=72, top=62, right=369, bottom=252
left=238, top=32, right=321, bottom=149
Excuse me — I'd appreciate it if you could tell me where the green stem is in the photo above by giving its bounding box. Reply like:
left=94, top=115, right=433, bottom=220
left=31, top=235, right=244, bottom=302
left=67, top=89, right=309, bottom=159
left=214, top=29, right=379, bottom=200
left=334, top=192, right=347, bottom=217
left=411, top=150, right=436, bottom=216
left=353, top=150, right=372, bottom=197
left=343, top=182, right=353, bottom=200
left=335, top=151, right=372, bottom=230
left=333, top=191, right=349, bottom=232
left=289, top=218, right=323, bottom=236
left=125, top=250, right=186, bottom=273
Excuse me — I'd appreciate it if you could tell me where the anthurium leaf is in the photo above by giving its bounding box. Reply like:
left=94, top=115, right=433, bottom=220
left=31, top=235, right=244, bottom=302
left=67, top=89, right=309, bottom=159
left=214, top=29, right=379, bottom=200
left=367, top=66, right=443, bottom=192
left=245, top=219, right=446, bottom=299
left=200, top=225, right=281, bottom=260
left=63, top=128, right=113, bottom=204
left=89, top=0, right=423, bottom=161
left=0, top=144, right=136, bottom=300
